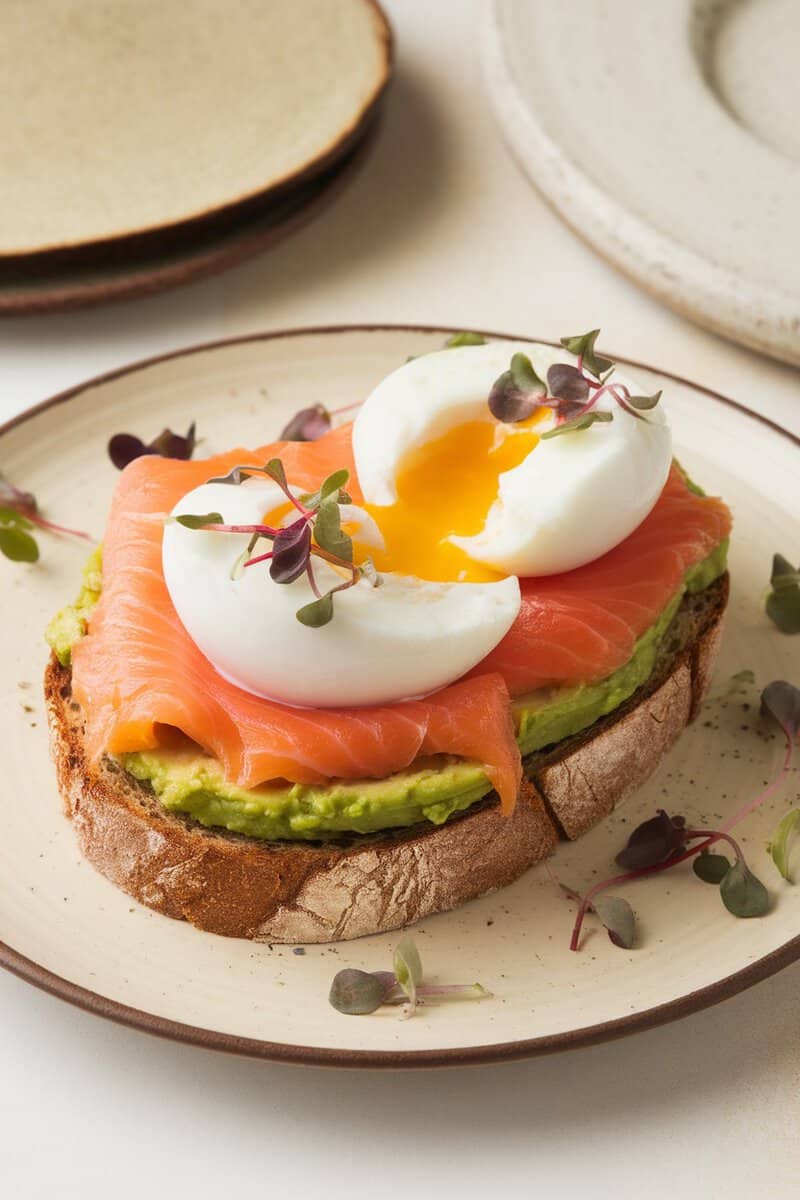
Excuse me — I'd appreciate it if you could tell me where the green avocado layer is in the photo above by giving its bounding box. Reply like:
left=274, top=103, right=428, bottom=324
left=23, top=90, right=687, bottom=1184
left=124, top=751, right=491, bottom=839
left=47, top=539, right=727, bottom=841
left=46, top=544, right=103, bottom=667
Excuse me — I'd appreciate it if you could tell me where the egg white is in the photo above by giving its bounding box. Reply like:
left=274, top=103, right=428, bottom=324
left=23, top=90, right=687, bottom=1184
left=352, top=340, right=673, bottom=577
left=162, top=479, right=520, bottom=708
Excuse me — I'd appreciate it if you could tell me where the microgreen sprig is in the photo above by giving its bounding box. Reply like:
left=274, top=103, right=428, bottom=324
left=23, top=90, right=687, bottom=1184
left=561, top=680, right=800, bottom=951
left=0, top=472, right=91, bottom=563
left=328, top=937, right=491, bottom=1018
left=488, top=329, right=662, bottom=436
left=765, top=553, right=800, bottom=634
left=175, top=458, right=379, bottom=628
left=108, top=422, right=197, bottom=470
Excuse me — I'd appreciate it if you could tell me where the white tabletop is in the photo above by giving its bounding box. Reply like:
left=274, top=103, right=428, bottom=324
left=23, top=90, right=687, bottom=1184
left=1, top=3, right=798, bottom=1196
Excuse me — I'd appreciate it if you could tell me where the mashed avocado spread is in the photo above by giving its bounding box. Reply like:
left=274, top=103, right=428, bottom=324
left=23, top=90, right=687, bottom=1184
left=47, top=540, right=727, bottom=840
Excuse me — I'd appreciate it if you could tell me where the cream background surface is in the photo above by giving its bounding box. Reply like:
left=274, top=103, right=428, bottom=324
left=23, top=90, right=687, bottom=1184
left=0, top=2, right=797, bottom=1196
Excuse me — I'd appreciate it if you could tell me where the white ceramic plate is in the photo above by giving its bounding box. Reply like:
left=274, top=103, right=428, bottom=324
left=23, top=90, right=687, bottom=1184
left=1, top=326, right=798, bottom=1067
left=483, top=1, right=800, bottom=367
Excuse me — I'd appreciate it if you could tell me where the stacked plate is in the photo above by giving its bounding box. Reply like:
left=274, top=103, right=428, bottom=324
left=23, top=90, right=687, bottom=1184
left=0, top=0, right=391, bottom=314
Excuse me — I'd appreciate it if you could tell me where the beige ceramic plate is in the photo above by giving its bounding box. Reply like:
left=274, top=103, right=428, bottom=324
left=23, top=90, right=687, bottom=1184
left=2, top=0, right=390, bottom=262
left=0, top=129, right=377, bottom=316
left=1, top=327, right=798, bottom=1067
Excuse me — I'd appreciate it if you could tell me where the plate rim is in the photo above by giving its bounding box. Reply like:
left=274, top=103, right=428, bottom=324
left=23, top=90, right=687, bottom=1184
left=481, top=0, right=800, bottom=369
left=1, top=322, right=798, bottom=1069
left=0, top=126, right=377, bottom=318
left=0, top=0, right=392, bottom=265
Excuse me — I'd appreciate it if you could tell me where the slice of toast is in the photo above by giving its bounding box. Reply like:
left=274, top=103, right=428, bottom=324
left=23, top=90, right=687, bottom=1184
left=44, top=575, right=727, bottom=943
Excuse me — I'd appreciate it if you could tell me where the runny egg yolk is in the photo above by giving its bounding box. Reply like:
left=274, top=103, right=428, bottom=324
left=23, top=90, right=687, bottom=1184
left=362, top=416, right=544, bottom=583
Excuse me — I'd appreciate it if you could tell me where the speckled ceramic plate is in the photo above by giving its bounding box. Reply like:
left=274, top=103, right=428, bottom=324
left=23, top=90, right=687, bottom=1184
left=483, top=1, right=800, bottom=367
left=0, top=326, right=798, bottom=1067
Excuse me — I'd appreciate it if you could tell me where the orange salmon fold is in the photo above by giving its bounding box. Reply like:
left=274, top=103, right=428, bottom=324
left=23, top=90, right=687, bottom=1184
left=71, top=425, right=522, bottom=811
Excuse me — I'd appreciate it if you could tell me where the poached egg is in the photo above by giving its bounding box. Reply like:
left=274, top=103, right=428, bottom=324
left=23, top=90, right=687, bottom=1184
left=353, top=341, right=672, bottom=579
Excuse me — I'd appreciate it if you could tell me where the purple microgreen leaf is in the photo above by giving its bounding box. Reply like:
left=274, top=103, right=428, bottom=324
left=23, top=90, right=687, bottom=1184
left=328, top=969, right=388, bottom=1015
left=761, top=681, right=800, bottom=743
left=766, top=554, right=800, bottom=634
left=108, top=433, right=148, bottom=470
left=313, top=497, right=353, bottom=562
left=269, top=521, right=311, bottom=584
left=627, top=390, right=662, bottom=411
left=371, top=970, right=400, bottom=997
left=768, top=810, right=800, bottom=883
left=108, top=423, right=196, bottom=470
left=693, top=851, right=732, bottom=884
left=488, top=353, right=546, bottom=424
left=0, top=522, right=39, bottom=563
left=444, top=331, right=486, bottom=348
left=559, top=329, right=615, bottom=379
left=541, top=409, right=613, bottom=440
left=719, top=859, right=770, bottom=918
left=279, top=404, right=331, bottom=443
left=0, top=474, right=38, bottom=519
left=149, top=421, right=196, bottom=460
left=546, top=362, right=590, bottom=405
left=591, top=894, right=636, bottom=949
left=615, top=810, right=687, bottom=870
left=173, top=511, right=224, bottom=530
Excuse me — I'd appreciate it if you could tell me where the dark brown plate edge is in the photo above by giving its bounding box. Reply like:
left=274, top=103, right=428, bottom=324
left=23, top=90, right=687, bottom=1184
left=1, top=321, right=798, bottom=1070
left=0, top=0, right=393, bottom=268
left=0, top=121, right=379, bottom=316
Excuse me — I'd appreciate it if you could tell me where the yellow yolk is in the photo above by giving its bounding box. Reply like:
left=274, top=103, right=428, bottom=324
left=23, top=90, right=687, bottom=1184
left=363, top=417, right=543, bottom=582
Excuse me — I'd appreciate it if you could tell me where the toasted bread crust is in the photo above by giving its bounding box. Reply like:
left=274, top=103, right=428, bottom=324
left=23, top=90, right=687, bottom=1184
left=45, top=575, right=727, bottom=942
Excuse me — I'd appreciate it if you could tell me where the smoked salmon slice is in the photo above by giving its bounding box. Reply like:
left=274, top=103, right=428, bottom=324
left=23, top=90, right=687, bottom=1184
left=472, top=465, right=731, bottom=695
left=71, top=427, right=520, bottom=811
left=71, top=424, right=729, bottom=815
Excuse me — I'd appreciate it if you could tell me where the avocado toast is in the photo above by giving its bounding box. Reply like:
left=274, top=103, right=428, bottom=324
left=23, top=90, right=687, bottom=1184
left=44, top=338, right=732, bottom=942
